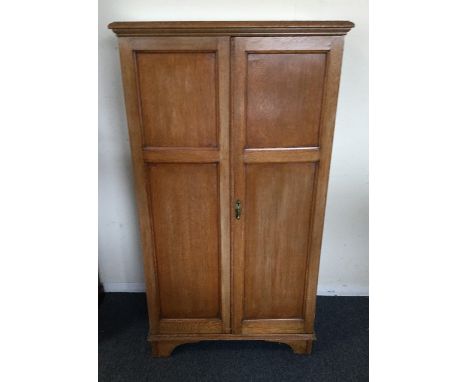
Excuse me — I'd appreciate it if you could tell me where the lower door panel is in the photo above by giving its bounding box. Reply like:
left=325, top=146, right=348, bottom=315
left=240, top=163, right=317, bottom=334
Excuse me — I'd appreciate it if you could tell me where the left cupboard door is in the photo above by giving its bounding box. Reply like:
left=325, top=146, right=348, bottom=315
left=118, top=37, right=231, bottom=334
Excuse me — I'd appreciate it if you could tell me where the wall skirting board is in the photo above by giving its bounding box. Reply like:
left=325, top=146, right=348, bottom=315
left=102, top=282, right=368, bottom=296
left=103, top=282, right=147, bottom=293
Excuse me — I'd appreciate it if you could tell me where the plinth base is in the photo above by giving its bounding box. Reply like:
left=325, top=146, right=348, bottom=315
left=148, top=333, right=315, bottom=357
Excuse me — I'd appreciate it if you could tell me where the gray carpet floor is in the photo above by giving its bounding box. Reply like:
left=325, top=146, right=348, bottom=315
left=99, top=293, right=368, bottom=381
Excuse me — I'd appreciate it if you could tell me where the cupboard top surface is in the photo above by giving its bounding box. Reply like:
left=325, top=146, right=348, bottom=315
left=108, top=21, right=354, bottom=36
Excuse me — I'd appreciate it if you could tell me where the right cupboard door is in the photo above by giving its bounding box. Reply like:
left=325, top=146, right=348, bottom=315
left=231, top=36, right=345, bottom=334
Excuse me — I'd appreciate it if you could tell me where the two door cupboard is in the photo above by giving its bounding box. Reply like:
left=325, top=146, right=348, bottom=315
left=109, top=21, right=354, bottom=357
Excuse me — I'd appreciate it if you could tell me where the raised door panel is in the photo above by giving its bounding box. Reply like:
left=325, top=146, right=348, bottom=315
left=148, top=164, right=220, bottom=319
left=232, top=36, right=345, bottom=335
left=244, top=163, right=316, bottom=320
left=118, top=36, right=230, bottom=334
left=246, top=53, right=326, bottom=148
left=137, top=52, right=218, bottom=147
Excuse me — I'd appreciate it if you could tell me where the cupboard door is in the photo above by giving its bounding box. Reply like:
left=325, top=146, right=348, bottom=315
left=231, top=37, right=345, bottom=334
left=118, top=37, right=231, bottom=334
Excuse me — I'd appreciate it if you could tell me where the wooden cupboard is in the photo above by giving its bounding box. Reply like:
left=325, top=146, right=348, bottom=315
left=109, top=21, right=354, bottom=357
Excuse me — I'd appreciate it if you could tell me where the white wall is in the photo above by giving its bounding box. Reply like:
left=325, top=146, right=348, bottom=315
left=98, top=0, right=368, bottom=295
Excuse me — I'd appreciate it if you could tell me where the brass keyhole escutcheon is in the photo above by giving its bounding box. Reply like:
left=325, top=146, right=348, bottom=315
left=235, top=200, right=242, bottom=220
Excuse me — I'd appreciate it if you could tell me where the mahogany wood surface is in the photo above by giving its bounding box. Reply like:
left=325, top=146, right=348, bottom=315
left=110, top=21, right=353, bottom=356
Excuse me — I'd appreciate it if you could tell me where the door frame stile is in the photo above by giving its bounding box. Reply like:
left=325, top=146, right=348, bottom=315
left=217, top=36, right=232, bottom=334
left=231, top=37, right=248, bottom=334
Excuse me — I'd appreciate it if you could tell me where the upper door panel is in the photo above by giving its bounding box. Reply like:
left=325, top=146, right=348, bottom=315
left=137, top=51, right=218, bottom=147
left=246, top=53, right=326, bottom=148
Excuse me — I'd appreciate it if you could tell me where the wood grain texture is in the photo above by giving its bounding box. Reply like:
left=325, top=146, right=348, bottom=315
left=149, top=334, right=314, bottom=357
left=143, top=147, right=220, bottom=163
left=286, top=340, right=313, bottom=355
left=231, top=36, right=248, bottom=334
left=242, top=319, right=305, bottom=334
left=243, top=163, right=316, bottom=319
left=117, top=36, right=231, bottom=335
left=137, top=52, right=218, bottom=148
left=111, top=22, right=352, bottom=356
left=215, top=37, right=232, bottom=334
left=246, top=53, right=326, bottom=148
left=302, top=37, right=346, bottom=333
left=244, top=147, right=320, bottom=163
left=108, top=21, right=354, bottom=37
left=148, top=164, right=220, bottom=319
left=118, top=37, right=161, bottom=334
left=159, top=319, right=223, bottom=334
left=151, top=340, right=197, bottom=357
left=231, top=35, right=345, bottom=337
left=149, top=333, right=314, bottom=341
